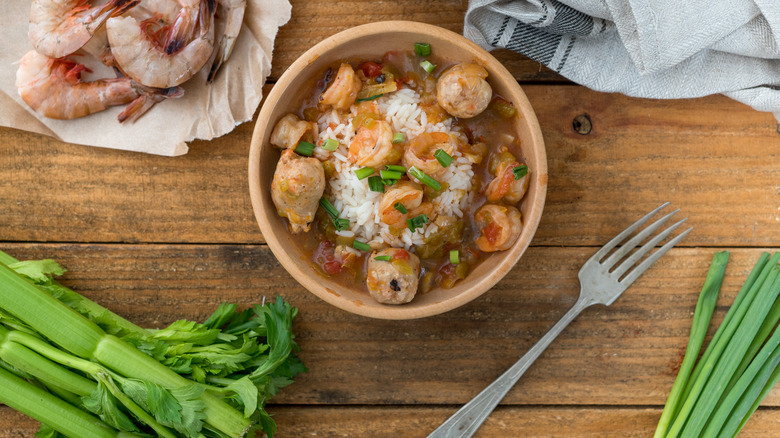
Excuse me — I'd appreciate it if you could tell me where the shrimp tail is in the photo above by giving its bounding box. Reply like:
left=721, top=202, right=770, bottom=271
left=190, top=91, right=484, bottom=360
left=207, top=0, right=246, bottom=83
left=164, top=0, right=216, bottom=54
left=117, top=85, right=183, bottom=123
left=88, top=0, right=141, bottom=31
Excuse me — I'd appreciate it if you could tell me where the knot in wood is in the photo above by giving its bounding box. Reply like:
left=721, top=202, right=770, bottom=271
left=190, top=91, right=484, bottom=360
left=573, top=114, right=592, bottom=135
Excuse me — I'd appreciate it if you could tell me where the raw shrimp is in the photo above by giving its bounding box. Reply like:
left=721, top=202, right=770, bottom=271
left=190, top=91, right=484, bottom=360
left=436, top=63, right=492, bottom=118
left=319, top=63, right=362, bottom=111
left=207, top=0, right=246, bottom=82
left=402, top=131, right=461, bottom=179
left=378, top=181, right=424, bottom=228
left=15, top=49, right=178, bottom=122
left=474, top=204, right=523, bottom=252
left=29, top=0, right=139, bottom=59
left=106, top=0, right=216, bottom=88
left=348, top=120, right=402, bottom=167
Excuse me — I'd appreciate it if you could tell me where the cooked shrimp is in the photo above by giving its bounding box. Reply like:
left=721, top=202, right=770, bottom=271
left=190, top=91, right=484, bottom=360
left=29, top=0, right=139, bottom=59
left=106, top=0, right=216, bottom=88
left=378, top=181, right=424, bottom=228
left=485, top=159, right=529, bottom=203
left=319, top=63, right=362, bottom=111
left=207, top=0, right=246, bottom=82
left=271, top=149, right=326, bottom=233
left=402, top=132, right=461, bottom=179
left=15, top=49, right=177, bottom=122
left=270, top=113, right=317, bottom=149
left=474, top=204, right=523, bottom=252
left=348, top=120, right=401, bottom=167
left=366, top=248, right=421, bottom=304
left=436, top=63, right=492, bottom=118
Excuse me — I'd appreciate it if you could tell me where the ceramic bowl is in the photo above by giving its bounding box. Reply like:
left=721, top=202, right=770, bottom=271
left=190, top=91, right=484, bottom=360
left=249, top=21, right=547, bottom=319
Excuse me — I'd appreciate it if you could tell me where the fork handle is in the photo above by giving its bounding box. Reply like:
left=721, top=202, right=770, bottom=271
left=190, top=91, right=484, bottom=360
left=427, top=295, right=594, bottom=438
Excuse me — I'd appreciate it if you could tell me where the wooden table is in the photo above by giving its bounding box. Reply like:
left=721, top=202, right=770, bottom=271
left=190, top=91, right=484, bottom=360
left=2, top=1, right=780, bottom=436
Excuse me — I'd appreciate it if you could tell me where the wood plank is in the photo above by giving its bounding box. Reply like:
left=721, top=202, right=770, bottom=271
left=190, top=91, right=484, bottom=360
left=4, top=405, right=780, bottom=437
left=273, top=1, right=560, bottom=82
left=1, top=86, right=777, bottom=246
left=2, top=244, right=779, bottom=407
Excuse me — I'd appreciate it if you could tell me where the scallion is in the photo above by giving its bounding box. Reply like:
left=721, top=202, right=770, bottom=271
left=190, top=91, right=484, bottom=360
left=352, top=240, right=371, bottom=252
left=406, top=214, right=429, bottom=232
left=333, top=218, right=350, bottom=231
left=408, top=166, right=441, bottom=191
left=513, top=165, right=528, bottom=180
left=367, top=176, right=384, bottom=193
left=295, top=141, right=315, bottom=157
left=394, top=202, right=407, bottom=214
left=414, top=42, right=431, bottom=57
left=383, top=179, right=397, bottom=187
left=356, top=94, right=383, bottom=102
left=434, top=149, right=453, bottom=167
left=420, top=60, right=436, bottom=74
left=374, top=255, right=392, bottom=262
left=354, top=167, right=375, bottom=180
left=320, top=197, right=339, bottom=219
left=379, top=170, right=403, bottom=180
left=385, top=164, right=407, bottom=173
left=321, top=138, right=339, bottom=151
left=450, top=250, right=460, bottom=265
left=392, top=133, right=405, bottom=144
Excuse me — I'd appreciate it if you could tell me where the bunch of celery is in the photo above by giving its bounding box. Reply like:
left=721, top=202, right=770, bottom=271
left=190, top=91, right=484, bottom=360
left=0, top=250, right=306, bottom=438
left=655, top=251, right=780, bottom=437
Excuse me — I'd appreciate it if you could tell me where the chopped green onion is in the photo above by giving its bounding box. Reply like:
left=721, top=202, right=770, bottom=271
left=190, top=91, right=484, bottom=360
left=356, top=94, right=383, bottom=102
left=295, top=141, right=315, bottom=156
left=513, top=165, right=528, bottom=180
left=352, top=240, right=371, bottom=251
left=333, top=218, right=350, bottom=231
left=321, top=138, right=339, bottom=151
left=414, top=42, right=431, bottom=57
left=420, top=60, right=436, bottom=74
left=383, top=179, right=397, bottom=187
left=392, top=133, right=405, bottom=144
left=408, top=166, right=441, bottom=191
left=406, top=214, right=429, bottom=232
left=434, top=149, right=453, bottom=167
left=374, top=255, right=392, bottom=262
left=385, top=164, right=407, bottom=173
left=379, top=170, right=403, bottom=180
left=450, top=250, right=460, bottom=264
left=319, top=197, right=339, bottom=219
left=367, top=176, right=385, bottom=193
left=354, top=167, right=375, bottom=180
left=394, top=202, right=408, bottom=214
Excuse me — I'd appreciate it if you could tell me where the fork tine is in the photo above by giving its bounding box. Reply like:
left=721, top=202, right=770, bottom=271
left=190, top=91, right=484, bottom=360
left=618, top=226, right=693, bottom=290
left=611, top=217, right=688, bottom=278
left=591, top=202, right=671, bottom=262
left=602, top=209, right=679, bottom=269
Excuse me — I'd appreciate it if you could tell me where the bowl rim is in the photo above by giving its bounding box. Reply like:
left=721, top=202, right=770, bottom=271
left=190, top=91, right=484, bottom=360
left=249, top=20, right=547, bottom=319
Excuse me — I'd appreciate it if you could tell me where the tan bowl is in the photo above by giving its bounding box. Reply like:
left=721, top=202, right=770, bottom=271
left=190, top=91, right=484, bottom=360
left=249, top=21, right=547, bottom=320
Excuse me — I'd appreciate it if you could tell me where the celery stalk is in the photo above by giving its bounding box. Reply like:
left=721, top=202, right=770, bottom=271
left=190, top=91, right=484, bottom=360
left=678, top=266, right=780, bottom=437
left=0, top=365, right=140, bottom=438
left=0, top=262, right=251, bottom=438
left=654, top=251, right=728, bottom=438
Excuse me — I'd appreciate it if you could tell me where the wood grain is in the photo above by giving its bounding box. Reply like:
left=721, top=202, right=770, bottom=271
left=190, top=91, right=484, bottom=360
left=2, top=244, right=779, bottom=408
left=5, top=405, right=780, bottom=437
left=1, top=86, right=777, bottom=246
left=273, top=1, right=561, bottom=82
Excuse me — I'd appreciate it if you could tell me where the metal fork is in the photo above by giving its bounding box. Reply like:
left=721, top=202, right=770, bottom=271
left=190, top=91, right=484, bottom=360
left=427, top=202, right=692, bottom=438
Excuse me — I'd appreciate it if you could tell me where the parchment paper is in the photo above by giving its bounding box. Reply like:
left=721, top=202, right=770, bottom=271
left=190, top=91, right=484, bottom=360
left=0, top=0, right=291, bottom=156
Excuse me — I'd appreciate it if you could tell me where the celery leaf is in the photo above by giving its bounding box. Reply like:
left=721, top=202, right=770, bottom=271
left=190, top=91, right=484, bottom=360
left=8, top=260, right=65, bottom=283
left=82, top=381, right=140, bottom=433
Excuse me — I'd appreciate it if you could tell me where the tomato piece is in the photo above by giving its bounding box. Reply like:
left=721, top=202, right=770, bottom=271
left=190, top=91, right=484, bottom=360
left=313, top=240, right=342, bottom=276
left=392, top=249, right=410, bottom=261
left=360, top=61, right=383, bottom=79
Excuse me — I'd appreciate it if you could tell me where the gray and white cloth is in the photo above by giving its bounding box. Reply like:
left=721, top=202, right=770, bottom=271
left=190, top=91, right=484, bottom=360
left=464, top=0, right=780, bottom=120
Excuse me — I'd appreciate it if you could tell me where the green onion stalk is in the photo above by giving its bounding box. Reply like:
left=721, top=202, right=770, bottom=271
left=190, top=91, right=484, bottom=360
left=653, top=251, right=729, bottom=438
left=0, top=261, right=251, bottom=438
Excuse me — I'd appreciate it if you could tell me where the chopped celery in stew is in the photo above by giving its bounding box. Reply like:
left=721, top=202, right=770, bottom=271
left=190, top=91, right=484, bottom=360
left=267, top=43, right=530, bottom=305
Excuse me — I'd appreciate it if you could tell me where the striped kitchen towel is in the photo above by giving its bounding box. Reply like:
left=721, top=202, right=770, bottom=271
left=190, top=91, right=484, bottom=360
left=464, top=0, right=780, bottom=120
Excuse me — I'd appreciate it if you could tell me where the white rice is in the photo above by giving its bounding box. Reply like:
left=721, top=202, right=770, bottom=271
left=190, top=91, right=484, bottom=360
left=315, top=88, right=475, bottom=250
